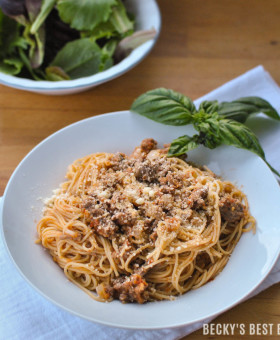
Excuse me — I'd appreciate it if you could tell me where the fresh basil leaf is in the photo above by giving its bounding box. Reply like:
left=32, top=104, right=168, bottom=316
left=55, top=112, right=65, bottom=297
left=193, top=111, right=222, bottom=149
left=218, top=97, right=280, bottom=123
left=131, top=88, right=196, bottom=126
left=57, top=0, right=117, bottom=31
left=218, top=119, right=265, bottom=158
left=234, top=96, right=280, bottom=121
left=49, top=38, right=104, bottom=79
left=218, top=118, right=280, bottom=177
left=168, top=135, right=199, bottom=156
left=199, top=100, right=219, bottom=114
left=114, top=29, right=156, bottom=62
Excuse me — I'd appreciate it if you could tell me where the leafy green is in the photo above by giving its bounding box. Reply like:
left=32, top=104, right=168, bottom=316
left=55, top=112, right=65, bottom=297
left=30, top=0, right=56, bottom=34
left=57, top=0, right=117, bottom=31
left=0, top=8, right=27, bottom=74
left=198, top=100, right=219, bottom=115
left=218, top=119, right=265, bottom=157
left=0, top=57, right=23, bottom=75
left=131, top=88, right=196, bottom=126
left=216, top=97, right=280, bottom=123
left=109, top=0, right=134, bottom=35
left=0, top=0, right=153, bottom=80
left=48, top=38, right=110, bottom=79
left=114, top=28, right=157, bottom=62
left=0, top=0, right=27, bottom=24
left=168, top=135, right=199, bottom=156
left=45, top=66, right=70, bottom=81
left=193, top=112, right=222, bottom=149
left=81, top=21, right=118, bottom=40
left=131, top=88, right=280, bottom=178
left=18, top=47, right=43, bottom=79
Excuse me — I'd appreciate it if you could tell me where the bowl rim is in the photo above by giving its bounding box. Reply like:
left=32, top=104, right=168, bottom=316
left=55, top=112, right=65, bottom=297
left=0, top=0, right=161, bottom=92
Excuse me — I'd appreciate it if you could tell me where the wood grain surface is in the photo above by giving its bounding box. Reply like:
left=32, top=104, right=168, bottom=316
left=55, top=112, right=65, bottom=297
left=0, top=0, right=280, bottom=338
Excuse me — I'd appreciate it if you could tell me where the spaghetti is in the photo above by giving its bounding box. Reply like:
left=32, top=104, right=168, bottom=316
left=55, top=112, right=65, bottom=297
left=37, top=139, right=255, bottom=303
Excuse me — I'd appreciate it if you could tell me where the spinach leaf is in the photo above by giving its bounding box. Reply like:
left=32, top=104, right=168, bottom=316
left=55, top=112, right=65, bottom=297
left=131, top=88, right=196, bottom=126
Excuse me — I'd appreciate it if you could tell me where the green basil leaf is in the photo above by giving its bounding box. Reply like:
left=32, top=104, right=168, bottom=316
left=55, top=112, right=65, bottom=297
left=217, top=102, right=255, bottom=123
left=168, top=135, right=199, bottom=156
left=234, top=96, right=280, bottom=121
left=57, top=0, right=117, bottom=31
left=199, top=100, right=219, bottom=114
left=218, top=119, right=265, bottom=158
left=49, top=38, right=104, bottom=79
left=218, top=97, right=280, bottom=122
left=131, top=88, right=196, bottom=126
left=218, top=118, right=280, bottom=177
left=193, top=112, right=222, bottom=149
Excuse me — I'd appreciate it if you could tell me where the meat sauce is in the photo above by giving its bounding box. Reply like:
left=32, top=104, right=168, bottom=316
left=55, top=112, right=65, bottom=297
left=83, top=139, right=246, bottom=303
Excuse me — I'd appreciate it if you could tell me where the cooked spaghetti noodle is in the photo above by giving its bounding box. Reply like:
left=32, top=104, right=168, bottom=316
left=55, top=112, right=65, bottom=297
left=37, top=139, right=255, bottom=303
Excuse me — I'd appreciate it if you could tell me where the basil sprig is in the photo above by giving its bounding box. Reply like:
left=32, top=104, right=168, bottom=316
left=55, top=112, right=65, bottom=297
left=131, top=88, right=280, bottom=178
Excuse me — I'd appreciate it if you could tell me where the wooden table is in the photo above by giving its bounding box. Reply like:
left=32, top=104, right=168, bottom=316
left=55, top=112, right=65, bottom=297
left=1, top=0, right=280, bottom=338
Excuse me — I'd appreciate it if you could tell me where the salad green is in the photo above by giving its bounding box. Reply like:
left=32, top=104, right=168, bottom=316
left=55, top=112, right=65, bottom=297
left=0, top=0, right=155, bottom=80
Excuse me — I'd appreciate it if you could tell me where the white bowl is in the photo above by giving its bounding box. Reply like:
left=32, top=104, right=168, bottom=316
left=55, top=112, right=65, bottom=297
left=1, top=111, right=280, bottom=329
left=0, top=0, right=161, bottom=95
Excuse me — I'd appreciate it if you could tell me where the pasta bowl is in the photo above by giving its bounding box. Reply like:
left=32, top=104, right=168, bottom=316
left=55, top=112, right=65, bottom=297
left=0, top=0, right=161, bottom=95
left=1, top=111, right=280, bottom=329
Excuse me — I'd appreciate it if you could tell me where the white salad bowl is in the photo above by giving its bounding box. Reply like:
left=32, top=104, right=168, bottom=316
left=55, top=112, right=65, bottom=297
left=1, top=111, right=280, bottom=329
left=0, top=0, right=161, bottom=95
